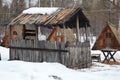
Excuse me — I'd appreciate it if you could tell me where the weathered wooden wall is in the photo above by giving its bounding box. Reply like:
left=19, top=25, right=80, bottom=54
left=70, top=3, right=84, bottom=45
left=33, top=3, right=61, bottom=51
left=10, top=40, right=91, bottom=68
left=66, top=42, right=91, bottom=68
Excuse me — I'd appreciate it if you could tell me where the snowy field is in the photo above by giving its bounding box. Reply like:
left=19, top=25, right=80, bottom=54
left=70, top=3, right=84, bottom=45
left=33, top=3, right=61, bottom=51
left=0, top=44, right=120, bottom=80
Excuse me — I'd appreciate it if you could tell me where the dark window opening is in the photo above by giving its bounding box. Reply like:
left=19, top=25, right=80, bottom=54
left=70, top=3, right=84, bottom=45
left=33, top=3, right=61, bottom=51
left=13, top=31, right=18, bottom=35
left=106, top=32, right=112, bottom=38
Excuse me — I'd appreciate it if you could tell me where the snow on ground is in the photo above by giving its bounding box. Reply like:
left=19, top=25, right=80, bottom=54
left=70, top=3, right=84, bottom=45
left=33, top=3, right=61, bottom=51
left=23, top=7, right=59, bottom=14
left=0, top=59, right=120, bottom=80
left=0, top=61, right=104, bottom=80
left=0, top=38, right=120, bottom=80
left=0, top=46, right=9, bottom=61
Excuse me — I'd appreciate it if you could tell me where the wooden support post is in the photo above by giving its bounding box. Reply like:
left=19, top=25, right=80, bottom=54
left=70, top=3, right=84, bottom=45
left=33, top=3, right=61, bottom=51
left=9, top=25, right=12, bottom=60
left=9, top=25, right=12, bottom=43
left=85, top=24, right=88, bottom=41
left=63, top=24, right=67, bottom=43
left=23, top=25, right=25, bottom=39
left=76, top=15, right=80, bottom=42
left=38, top=26, right=41, bottom=40
left=35, top=24, right=38, bottom=40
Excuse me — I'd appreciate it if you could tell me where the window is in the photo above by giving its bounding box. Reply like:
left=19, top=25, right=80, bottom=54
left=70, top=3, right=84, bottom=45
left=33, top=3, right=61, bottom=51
left=13, top=31, right=18, bottom=35
left=106, top=32, right=112, bottom=38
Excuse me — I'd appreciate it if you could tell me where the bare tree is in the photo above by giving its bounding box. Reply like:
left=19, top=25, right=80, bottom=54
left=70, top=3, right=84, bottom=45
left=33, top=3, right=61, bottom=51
left=29, top=0, right=31, bottom=7
left=36, top=0, right=50, bottom=7
left=0, top=0, right=2, bottom=13
left=36, top=0, right=78, bottom=8
left=18, top=0, right=26, bottom=13
left=10, top=0, right=26, bottom=16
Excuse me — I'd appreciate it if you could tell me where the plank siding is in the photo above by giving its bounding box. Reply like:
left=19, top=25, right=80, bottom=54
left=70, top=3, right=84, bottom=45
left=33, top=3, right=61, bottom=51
left=10, top=40, right=91, bottom=68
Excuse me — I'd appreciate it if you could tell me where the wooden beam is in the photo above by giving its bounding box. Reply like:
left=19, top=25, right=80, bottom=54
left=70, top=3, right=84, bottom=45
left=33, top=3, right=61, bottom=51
left=25, top=30, right=36, bottom=32
left=76, top=15, right=80, bottom=42
left=9, top=25, right=12, bottom=60
left=35, top=24, right=38, bottom=40
left=63, top=24, right=67, bottom=43
left=9, top=25, right=12, bottom=44
left=23, top=25, right=26, bottom=39
left=85, top=24, right=88, bottom=41
left=9, top=46, right=68, bottom=52
left=24, top=33, right=36, bottom=36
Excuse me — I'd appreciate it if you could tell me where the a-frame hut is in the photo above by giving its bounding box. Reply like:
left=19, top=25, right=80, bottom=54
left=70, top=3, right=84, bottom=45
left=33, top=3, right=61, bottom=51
left=92, top=23, right=120, bottom=50
left=7, top=7, right=91, bottom=68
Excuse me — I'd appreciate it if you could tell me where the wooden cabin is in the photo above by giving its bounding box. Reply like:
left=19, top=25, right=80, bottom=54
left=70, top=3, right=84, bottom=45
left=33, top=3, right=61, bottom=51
left=7, top=7, right=91, bottom=68
left=92, top=23, right=120, bottom=50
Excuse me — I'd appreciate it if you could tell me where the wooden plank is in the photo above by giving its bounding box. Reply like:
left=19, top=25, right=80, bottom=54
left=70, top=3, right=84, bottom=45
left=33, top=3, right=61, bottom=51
left=25, top=33, right=36, bottom=36
left=25, top=29, right=36, bottom=32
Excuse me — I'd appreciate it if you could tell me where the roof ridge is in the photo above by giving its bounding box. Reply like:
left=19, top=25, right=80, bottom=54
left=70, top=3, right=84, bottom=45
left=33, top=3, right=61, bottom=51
left=109, top=23, right=120, bottom=44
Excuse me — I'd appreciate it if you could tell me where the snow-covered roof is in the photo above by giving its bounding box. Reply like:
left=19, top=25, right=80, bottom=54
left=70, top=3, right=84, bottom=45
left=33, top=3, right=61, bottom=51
left=23, top=7, right=59, bottom=14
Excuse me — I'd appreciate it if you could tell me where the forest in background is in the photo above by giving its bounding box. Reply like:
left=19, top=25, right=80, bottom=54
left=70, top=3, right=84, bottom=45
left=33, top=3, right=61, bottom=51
left=0, top=0, right=120, bottom=40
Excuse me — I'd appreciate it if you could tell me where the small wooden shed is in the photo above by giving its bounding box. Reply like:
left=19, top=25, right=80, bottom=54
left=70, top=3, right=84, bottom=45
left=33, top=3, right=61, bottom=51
left=92, top=23, right=120, bottom=50
left=7, top=7, right=91, bottom=68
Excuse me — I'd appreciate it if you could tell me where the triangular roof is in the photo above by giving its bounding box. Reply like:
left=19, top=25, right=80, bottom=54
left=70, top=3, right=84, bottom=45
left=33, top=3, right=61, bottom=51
left=92, top=23, right=120, bottom=50
left=42, top=8, right=90, bottom=28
